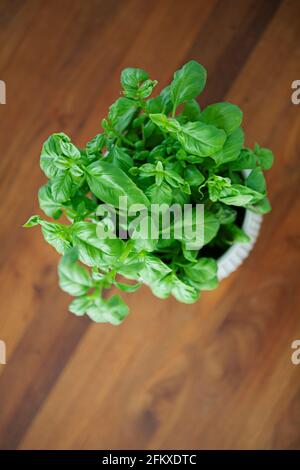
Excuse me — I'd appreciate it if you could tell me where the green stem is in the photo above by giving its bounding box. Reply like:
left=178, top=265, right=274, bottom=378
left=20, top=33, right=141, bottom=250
left=171, top=104, right=177, bottom=118
left=141, top=122, right=145, bottom=144
left=114, top=130, right=135, bottom=149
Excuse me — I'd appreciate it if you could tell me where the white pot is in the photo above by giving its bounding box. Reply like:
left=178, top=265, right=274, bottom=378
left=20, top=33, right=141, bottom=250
left=217, top=209, right=263, bottom=281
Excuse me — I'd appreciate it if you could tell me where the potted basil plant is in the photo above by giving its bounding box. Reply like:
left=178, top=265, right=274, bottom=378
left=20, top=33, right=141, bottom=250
left=24, top=60, right=274, bottom=325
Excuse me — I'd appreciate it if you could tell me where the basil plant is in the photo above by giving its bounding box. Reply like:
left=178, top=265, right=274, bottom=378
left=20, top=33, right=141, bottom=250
left=24, top=60, right=274, bottom=325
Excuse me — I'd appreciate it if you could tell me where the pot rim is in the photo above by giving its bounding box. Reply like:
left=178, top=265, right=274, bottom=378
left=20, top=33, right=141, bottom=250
left=217, top=209, right=263, bottom=281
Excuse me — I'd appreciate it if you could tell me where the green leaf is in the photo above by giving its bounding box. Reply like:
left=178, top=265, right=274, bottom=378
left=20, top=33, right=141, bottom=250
left=149, top=274, right=173, bottom=299
left=170, top=60, right=207, bottom=112
left=114, top=281, right=141, bottom=293
left=182, top=99, right=201, bottom=121
left=177, top=121, right=226, bottom=157
left=220, top=224, right=250, bottom=244
left=40, top=132, right=71, bottom=179
left=121, top=67, right=156, bottom=99
left=38, top=184, right=63, bottom=219
left=212, top=203, right=237, bottom=225
left=171, top=276, right=200, bottom=304
left=229, top=148, right=257, bottom=170
left=149, top=115, right=226, bottom=157
left=184, top=165, right=205, bottom=187
left=86, top=133, right=106, bottom=160
left=24, top=215, right=71, bottom=254
left=58, top=248, right=93, bottom=296
left=107, top=146, right=133, bottom=172
left=23, top=215, right=42, bottom=227
left=246, top=167, right=266, bottom=193
left=146, top=182, right=173, bottom=205
left=183, top=274, right=218, bottom=291
left=219, top=184, right=264, bottom=206
left=86, top=295, right=129, bottom=325
left=86, top=160, right=150, bottom=208
left=160, top=85, right=173, bottom=114
left=181, top=244, right=199, bottom=263
left=149, top=113, right=181, bottom=133
left=121, top=67, right=148, bottom=90
left=183, top=258, right=217, bottom=283
left=59, top=140, right=81, bottom=160
left=172, top=208, right=220, bottom=249
left=51, top=170, right=74, bottom=202
left=140, top=254, right=172, bottom=285
left=247, top=196, right=272, bottom=214
left=213, top=127, right=244, bottom=165
left=130, top=214, right=158, bottom=253
left=108, top=97, right=138, bottom=133
left=69, top=296, right=93, bottom=316
left=207, top=175, right=231, bottom=202
left=200, top=102, right=243, bottom=135
left=117, top=252, right=145, bottom=280
left=145, top=96, right=164, bottom=114
left=254, top=144, right=274, bottom=170
left=72, top=221, right=124, bottom=257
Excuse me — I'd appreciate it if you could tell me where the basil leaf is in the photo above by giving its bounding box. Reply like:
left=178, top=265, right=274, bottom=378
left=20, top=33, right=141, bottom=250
left=220, top=224, right=250, bottom=244
left=182, top=274, right=218, bottom=291
left=51, top=170, right=74, bottom=202
left=23, top=215, right=71, bottom=254
left=114, top=281, right=141, bottom=293
left=72, top=221, right=124, bottom=257
left=184, top=165, right=205, bottom=187
left=171, top=60, right=206, bottom=112
left=172, top=208, right=220, bottom=249
left=219, top=184, right=264, bottom=206
left=182, top=99, right=201, bottom=121
left=213, top=127, right=244, bottom=165
left=149, top=115, right=226, bottom=157
left=38, top=184, right=62, bottom=219
left=86, top=294, right=129, bottom=325
left=145, top=96, right=164, bottom=114
left=160, top=85, right=173, bottom=114
left=145, top=182, right=173, bottom=205
left=229, top=148, right=257, bottom=170
left=86, top=133, right=105, bottom=160
left=40, top=132, right=71, bottom=179
left=86, top=160, right=150, bottom=208
left=254, top=144, right=274, bottom=170
left=247, top=196, right=271, bottom=214
left=69, top=296, right=93, bottom=316
left=171, top=276, right=200, bottom=304
left=117, top=251, right=145, bottom=280
left=183, top=258, right=217, bottom=283
left=107, top=146, right=133, bottom=172
left=108, top=97, right=137, bottom=133
left=58, top=248, right=93, bottom=296
left=177, top=121, right=226, bottom=157
left=121, top=68, right=156, bottom=100
left=212, top=203, right=237, bottom=225
left=149, top=274, right=173, bottom=299
left=121, top=68, right=148, bottom=92
left=149, top=113, right=181, bottom=133
left=200, top=102, right=243, bottom=135
left=245, top=167, right=266, bottom=193
left=140, top=254, right=172, bottom=285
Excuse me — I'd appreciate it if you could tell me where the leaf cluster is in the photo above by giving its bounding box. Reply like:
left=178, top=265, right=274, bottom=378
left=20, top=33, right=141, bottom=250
left=24, top=61, right=274, bottom=324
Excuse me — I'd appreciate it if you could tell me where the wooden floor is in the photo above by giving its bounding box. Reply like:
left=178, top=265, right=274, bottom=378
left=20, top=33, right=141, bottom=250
left=0, top=0, right=299, bottom=450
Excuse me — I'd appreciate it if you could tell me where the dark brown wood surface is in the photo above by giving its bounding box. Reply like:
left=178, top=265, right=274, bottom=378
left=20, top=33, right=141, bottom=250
left=0, top=0, right=299, bottom=450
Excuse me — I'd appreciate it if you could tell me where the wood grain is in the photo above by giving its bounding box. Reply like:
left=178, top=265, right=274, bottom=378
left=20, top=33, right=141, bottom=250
left=0, top=0, right=299, bottom=450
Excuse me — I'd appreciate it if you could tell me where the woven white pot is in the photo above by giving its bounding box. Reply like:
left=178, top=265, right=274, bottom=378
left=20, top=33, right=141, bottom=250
left=217, top=210, right=263, bottom=281
left=216, top=168, right=263, bottom=280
